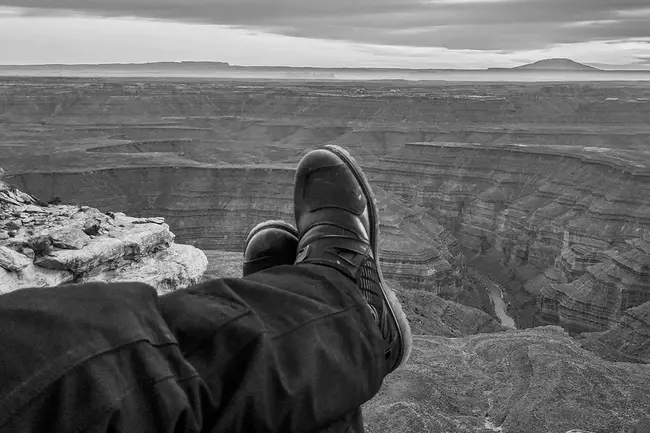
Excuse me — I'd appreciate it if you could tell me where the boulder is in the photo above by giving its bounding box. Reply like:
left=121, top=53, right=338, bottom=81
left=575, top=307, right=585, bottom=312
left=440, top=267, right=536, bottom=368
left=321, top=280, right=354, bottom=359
left=0, top=246, right=31, bottom=272
left=90, top=244, right=208, bottom=295
left=49, top=227, right=90, bottom=250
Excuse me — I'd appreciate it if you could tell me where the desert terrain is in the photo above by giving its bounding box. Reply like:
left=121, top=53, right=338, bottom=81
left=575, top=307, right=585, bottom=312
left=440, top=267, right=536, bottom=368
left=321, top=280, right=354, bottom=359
left=1, top=77, right=650, bottom=432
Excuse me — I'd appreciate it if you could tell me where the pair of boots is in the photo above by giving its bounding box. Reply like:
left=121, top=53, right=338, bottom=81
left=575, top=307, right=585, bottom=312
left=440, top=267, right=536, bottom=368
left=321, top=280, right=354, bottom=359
left=241, top=145, right=411, bottom=374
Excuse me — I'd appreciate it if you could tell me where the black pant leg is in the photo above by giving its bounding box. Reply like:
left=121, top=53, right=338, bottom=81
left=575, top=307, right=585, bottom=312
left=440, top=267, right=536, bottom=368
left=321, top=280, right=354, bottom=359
left=0, top=265, right=383, bottom=433
left=0, top=282, right=207, bottom=433
left=159, top=264, right=385, bottom=433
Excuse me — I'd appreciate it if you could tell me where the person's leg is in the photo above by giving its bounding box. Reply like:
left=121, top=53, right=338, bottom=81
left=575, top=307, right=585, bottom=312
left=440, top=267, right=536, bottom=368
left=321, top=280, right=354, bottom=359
left=158, top=263, right=383, bottom=433
left=0, top=268, right=375, bottom=433
left=246, top=219, right=365, bottom=432
left=158, top=145, right=412, bottom=432
left=0, top=281, right=208, bottom=433
left=242, top=219, right=299, bottom=276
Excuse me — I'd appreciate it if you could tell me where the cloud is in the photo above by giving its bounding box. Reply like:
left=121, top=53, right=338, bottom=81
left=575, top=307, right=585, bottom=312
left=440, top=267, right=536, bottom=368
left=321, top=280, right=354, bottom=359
left=1, top=0, right=650, bottom=51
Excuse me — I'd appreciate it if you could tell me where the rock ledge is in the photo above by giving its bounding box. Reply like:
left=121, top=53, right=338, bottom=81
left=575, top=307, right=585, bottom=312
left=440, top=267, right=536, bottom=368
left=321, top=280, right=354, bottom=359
left=0, top=177, right=207, bottom=294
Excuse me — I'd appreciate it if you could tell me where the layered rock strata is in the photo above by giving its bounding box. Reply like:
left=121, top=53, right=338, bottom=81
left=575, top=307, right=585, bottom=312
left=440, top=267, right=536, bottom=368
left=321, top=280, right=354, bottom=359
left=8, top=166, right=297, bottom=252
left=5, top=80, right=650, bottom=332
left=9, top=139, right=650, bottom=331
left=375, top=188, right=466, bottom=296
left=394, top=282, right=507, bottom=336
left=367, top=142, right=650, bottom=329
left=535, top=233, right=650, bottom=332
left=579, top=301, right=650, bottom=363
left=3, top=80, right=650, bottom=129
left=0, top=178, right=206, bottom=294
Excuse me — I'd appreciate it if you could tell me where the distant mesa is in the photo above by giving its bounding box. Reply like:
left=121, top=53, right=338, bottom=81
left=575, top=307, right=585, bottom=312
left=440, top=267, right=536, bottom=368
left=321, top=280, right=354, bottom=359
left=512, top=58, right=601, bottom=71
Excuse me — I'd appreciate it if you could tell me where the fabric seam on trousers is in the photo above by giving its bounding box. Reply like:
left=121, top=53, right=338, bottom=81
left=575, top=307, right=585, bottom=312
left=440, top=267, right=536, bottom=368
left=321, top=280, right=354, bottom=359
left=178, top=294, right=253, bottom=359
left=271, top=306, right=359, bottom=340
left=185, top=290, right=248, bottom=312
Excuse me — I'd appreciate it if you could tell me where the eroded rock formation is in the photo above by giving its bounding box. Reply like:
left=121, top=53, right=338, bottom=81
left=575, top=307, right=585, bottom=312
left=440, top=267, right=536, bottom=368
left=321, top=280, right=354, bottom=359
left=9, top=144, right=650, bottom=332
left=579, top=301, right=650, bottom=363
left=395, top=283, right=507, bottom=336
left=0, top=177, right=206, bottom=294
left=364, top=326, right=650, bottom=433
left=3, top=79, right=650, bottom=333
left=534, top=233, right=650, bottom=332
left=367, top=142, right=650, bottom=330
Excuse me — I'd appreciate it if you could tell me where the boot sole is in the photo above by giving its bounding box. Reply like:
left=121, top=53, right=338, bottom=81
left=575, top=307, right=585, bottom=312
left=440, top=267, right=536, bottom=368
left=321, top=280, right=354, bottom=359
left=245, top=220, right=298, bottom=249
left=323, top=145, right=413, bottom=370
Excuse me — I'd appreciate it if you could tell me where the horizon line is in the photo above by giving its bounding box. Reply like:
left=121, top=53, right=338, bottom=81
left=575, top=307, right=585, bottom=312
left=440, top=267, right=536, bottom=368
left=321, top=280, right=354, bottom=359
left=2, top=59, right=650, bottom=72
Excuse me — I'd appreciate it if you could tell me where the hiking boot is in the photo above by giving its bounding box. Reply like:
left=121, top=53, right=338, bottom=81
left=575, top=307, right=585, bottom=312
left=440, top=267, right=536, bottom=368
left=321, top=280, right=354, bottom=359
left=293, top=145, right=412, bottom=374
left=243, top=220, right=298, bottom=277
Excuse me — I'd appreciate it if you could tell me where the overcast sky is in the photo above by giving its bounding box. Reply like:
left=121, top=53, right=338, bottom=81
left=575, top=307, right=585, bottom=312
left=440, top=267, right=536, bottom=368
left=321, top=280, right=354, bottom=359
left=1, top=0, right=649, bottom=68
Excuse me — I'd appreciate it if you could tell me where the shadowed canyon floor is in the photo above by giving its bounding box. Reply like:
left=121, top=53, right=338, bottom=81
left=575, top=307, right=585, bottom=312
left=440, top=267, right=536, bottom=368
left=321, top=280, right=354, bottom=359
left=2, top=78, right=650, bottom=432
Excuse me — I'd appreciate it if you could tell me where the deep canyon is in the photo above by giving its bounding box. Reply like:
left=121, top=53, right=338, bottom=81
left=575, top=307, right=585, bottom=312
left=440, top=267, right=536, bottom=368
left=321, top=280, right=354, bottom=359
left=2, top=78, right=650, bottom=431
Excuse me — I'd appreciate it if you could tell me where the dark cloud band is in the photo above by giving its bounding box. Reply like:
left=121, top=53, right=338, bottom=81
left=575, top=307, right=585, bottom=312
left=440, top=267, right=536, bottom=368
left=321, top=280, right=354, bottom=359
left=1, top=0, right=650, bottom=51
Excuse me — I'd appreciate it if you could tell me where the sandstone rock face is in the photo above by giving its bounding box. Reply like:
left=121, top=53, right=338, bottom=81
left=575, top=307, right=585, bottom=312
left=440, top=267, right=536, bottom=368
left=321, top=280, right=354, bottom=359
left=579, top=301, right=650, bottom=363
left=10, top=166, right=298, bottom=252
left=0, top=180, right=207, bottom=294
left=91, top=243, right=208, bottom=295
left=0, top=246, right=32, bottom=272
left=367, top=142, right=650, bottom=331
left=364, top=326, right=650, bottom=433
left=376, top=188, right=467, bottom=297
left=49, top=227, right=90, bottom=250
left=536, top=233, right=650, bottom=332
left=395, top=283, right=507, bottom=336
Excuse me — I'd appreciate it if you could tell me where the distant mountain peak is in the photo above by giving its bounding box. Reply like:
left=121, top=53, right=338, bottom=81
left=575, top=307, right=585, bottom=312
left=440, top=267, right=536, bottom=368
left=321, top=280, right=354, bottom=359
left=513, top=58, right=600, bottom=71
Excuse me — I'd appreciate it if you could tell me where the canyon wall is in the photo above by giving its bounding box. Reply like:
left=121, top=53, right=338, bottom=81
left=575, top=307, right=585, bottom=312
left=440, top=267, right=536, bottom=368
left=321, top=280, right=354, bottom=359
left=8, top=139, right=650, bottom=330
left=368, top=142, right=650, bottom=330
left=4, top=79, right=650, bottom=332
left=581, top=301, right=650, bottom=364
left=7, top=166, right=296, bottom=250
left=9, top=140, right=650, bottom=330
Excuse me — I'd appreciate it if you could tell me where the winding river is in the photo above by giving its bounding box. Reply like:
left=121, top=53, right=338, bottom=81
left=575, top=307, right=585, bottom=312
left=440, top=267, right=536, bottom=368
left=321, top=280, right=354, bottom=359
left=473, top=272, right=517, bottom=329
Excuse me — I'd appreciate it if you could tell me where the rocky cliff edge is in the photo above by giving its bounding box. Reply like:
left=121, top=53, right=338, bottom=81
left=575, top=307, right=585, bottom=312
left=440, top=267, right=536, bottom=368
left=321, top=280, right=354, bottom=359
left=0, top=171, right=207, bottom=294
